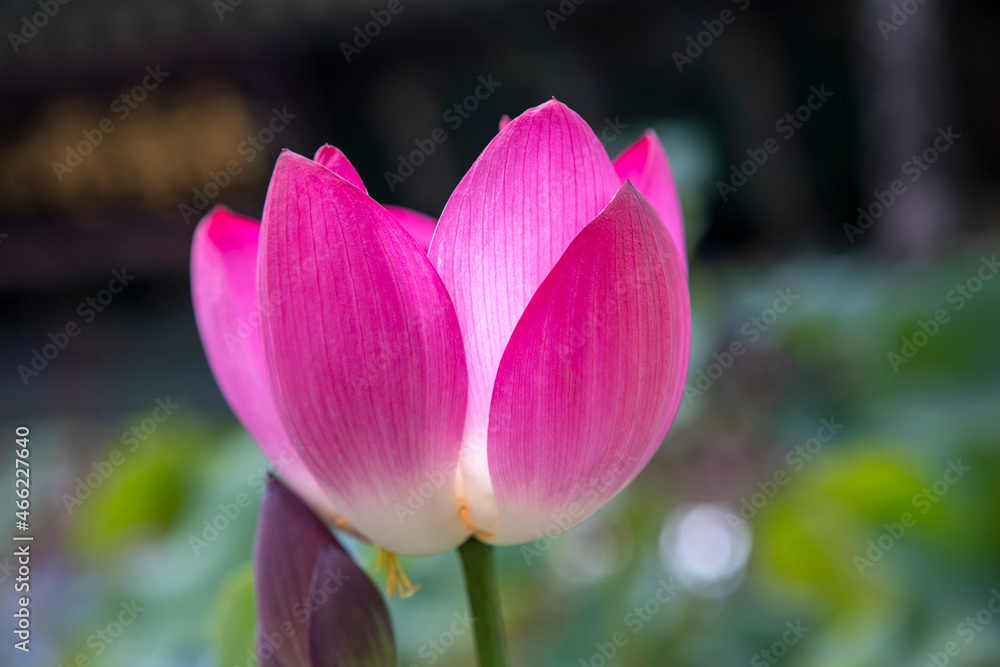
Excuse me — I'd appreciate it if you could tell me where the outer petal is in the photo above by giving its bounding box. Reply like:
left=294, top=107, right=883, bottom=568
left=254, top=476, right=395, bottom=667
left=255, top=630, right=287, bottom=667
left=308, top=546, right=396, bottom=667
left=614, top=130, right=687, bottom=270
left=314, top=144, right=367, bottom=193
left=314, top=145, right=436, bottom=252
left=613, top=130, right=687, bottom=268
left=484, top=182, right=690, bottom=545
left=428, top=99, right=621, bottom=533
left=259, top=150, right=470, bottom=555
left=382, top=205, right=436, bottom=253
left=190, top=207, right=339, bottom=524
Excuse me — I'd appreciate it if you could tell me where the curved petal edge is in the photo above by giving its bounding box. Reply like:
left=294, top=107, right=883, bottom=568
left=259, top=150, right=470, bottom=555
left=613, top=130, right=687, bottom=269
left=190, top=206, right=341, bottom=525
left=428, top=98, right=622, bottom=534
left=484, top=181, right=691, bottom=545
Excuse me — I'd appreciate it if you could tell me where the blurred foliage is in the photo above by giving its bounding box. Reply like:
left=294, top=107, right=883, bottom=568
left=210, top=564, right=256, bottom=667
left=15, top=236, right=995, bottom=667
left=5, top=144, right=998, bottom=664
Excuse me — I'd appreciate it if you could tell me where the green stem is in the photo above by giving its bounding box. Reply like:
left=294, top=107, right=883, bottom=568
left=458, top=538, right=510, bottom=667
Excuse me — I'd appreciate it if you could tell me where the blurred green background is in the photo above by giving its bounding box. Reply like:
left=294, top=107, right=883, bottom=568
left=2, top=0, right=999, bottom=665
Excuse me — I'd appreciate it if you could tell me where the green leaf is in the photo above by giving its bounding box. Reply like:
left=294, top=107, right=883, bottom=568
left=210, top=562, right=256, bottom=667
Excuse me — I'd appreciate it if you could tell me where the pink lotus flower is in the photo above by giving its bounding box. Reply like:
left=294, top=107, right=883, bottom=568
left=192, top=99, right=690, bottom=557
left=191, top=145, right=437, bottom=530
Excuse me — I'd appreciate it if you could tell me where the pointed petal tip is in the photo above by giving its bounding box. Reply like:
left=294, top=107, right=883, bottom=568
left=191, top=202, right=346, bottom=529
left=203, top=202, right=232, bottom=218
left=259, top=470, right=332, bottom=540
left=264, top=471, right=284, bottom=494
left=193, top=204, right=231, bottom=231
left=312, top=144, right=368, bottom=192
left=629, top=127, right=658, bottom=144
left=612, top=129, right=687, bottom=268
left=255, top=471, right=341, bottom=667
left=429, top=97, right=621, bottom=535
left=260, top=151, right=470, bottom=555
left=271, top=147, right=363, bottom=198
left=535, top=96, right=569, bottom=115
left=274, top=146, right=308, bottom=168
left=502, top=98, right=575, bottom=132
left=194, top=206, right=260, bottom=251
left=484, top=178, right=690, bottom=545
left=255, top=467, right=399, bottom=667
left=264, top=472, right=326, bottom=521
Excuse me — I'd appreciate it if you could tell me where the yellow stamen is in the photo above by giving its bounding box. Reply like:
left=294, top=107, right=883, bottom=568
left=334, top=517, right=349, bottom=527
left=456, top=495, right=498, bottom=541
left=375, top=548, right=420, bottom=598
left=458, top=497, right=477, bottom=533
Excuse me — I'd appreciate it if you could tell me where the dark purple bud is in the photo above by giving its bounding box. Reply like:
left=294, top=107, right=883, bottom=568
left=254, top=474, right=396, bottom=667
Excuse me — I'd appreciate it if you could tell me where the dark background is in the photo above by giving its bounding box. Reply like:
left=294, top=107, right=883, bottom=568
left=1, top=0, right=996, bottom=416
left=1, top=1, right=999, bottom=665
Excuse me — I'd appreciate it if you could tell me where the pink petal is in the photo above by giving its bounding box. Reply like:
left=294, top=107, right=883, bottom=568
left=613, top=130, right=687, bottom=268
left=428, top=99, right=621, bottom=532
left=190, top=207, right=340, bottom=525
left=382, top=204, right=436, bottom=253
left=259, top=151, right=470, bottom=555
left=498, top=114, right=511, bottom=131
left=483, top=182, right=690, bottom=545
left=313, top=144, right=368, bottom=193
left=313, top=146, right=436, bottom=252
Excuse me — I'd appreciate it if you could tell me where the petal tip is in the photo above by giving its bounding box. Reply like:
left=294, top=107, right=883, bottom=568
left=194, top=205, right=260, bottom=253
left=262, top=473, right=310, bottom=519
left=312, top=144, right=368, bottom=192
